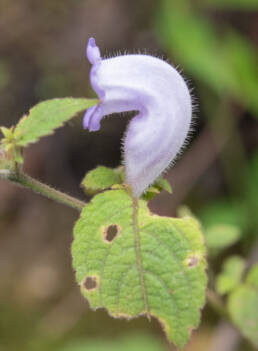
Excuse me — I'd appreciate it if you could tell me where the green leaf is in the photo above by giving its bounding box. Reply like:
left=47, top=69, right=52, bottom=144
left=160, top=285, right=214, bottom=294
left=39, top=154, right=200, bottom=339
left=0, top=126, right=23, bottom=165
left=82, top=167, right=172, bottom=200
left=228, top=264, right=258, bottom=347
left=246, top=264, right=258, bottom=288
left=216, top=256, right=245, bottom=295
left=199, top=200, right=245, bottom=254
left=81, top=166, right=122, bottom=193
left=72, top=189, right=207, bottom=350
left=142, top=187, right=161, bottom=201
left=178, top=206, right=196, bottom=220
left=0, top=126, right=14, bottom=139
left=155, top=1, right=236, bottom=96
left=57, top=334, right=166, bottom=351
left=222, top=32, right=258, bottom=116
left=14, top=98, right=98, bottom=147
left=155, top=177, right=172, bottom=194
left=205, top=224, right=241, bottom=254
left=155, top=1, right=258, bottom=114
left=199, top=200, right=247, bottom=231
left=142, top=177, right=172, bottom=201
left=246, top=153, right=258, bottom=217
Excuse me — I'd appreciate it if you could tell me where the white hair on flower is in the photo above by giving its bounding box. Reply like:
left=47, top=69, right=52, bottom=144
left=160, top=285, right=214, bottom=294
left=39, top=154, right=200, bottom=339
left=84, top=38, right=193, bottom=197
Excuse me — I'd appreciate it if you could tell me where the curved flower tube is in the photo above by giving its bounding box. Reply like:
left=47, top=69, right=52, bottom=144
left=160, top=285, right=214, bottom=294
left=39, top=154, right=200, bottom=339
left=84, top=38, right=192, bottom=197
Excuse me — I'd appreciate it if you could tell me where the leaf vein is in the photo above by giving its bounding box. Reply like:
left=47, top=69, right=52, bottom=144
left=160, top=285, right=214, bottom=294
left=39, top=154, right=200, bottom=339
left=141, top=230, right=193, bottom=298
left=82, top=204, right=131, bottom=277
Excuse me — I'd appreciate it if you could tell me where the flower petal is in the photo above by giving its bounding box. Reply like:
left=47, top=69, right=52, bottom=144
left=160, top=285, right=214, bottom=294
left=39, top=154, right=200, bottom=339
left=86, top=37, right=101, bottom=65
left=84, top=38, right=192, bottom=197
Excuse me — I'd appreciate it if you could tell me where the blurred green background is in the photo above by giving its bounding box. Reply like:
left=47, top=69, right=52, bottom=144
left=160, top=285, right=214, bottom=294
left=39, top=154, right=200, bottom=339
left=0, top=0, right=257, bottom=350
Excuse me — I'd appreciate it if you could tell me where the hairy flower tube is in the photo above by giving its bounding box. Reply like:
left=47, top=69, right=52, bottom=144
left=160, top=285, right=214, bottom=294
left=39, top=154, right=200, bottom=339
left=84, top=38, right=192, bottom=197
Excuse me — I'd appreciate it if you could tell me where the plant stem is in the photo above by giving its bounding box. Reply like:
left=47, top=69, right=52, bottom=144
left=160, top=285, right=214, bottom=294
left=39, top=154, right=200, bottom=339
left=206, top=288, right=231, bottom=321
left=0, top=169, right=85, bottom=211
left=0, top=169, right=236, bottom=323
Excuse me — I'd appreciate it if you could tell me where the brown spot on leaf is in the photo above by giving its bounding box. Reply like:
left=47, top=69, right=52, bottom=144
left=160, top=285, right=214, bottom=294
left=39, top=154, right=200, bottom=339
left=103, top=224, right=121, bottom=243
left=186, top=255, right=199, bottom=268
left=82, top=276, right=98, bottom=291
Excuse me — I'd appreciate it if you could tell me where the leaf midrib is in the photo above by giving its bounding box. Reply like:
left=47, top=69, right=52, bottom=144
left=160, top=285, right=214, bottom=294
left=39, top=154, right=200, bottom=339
left=131, top=196, right=150, bottom=319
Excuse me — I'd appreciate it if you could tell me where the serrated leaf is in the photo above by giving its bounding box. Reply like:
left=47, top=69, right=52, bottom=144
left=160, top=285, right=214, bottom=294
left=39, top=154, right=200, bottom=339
left=14, top=98, right=98, bottom=147
left=228, top=264, right=258, bottom=347
left=216, top=256, right=245, bottom=295
left=82, top=166, right=122, bottom=193
left=72, top=190, right=207, bottom=350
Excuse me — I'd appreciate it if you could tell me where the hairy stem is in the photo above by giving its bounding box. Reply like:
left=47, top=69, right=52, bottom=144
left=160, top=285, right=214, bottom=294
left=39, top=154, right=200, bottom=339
left=0, top=169, right=85, bottom=211
left=0, top=169, right=234, bottom=323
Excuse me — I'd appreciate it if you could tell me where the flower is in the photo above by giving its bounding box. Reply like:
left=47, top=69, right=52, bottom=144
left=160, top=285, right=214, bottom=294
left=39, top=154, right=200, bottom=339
left=84, top=37, right=192, bottom=197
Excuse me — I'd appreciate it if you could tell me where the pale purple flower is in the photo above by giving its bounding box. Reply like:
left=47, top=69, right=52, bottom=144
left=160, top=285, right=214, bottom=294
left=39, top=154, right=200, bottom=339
left=84, top=38, right=192, bottom=197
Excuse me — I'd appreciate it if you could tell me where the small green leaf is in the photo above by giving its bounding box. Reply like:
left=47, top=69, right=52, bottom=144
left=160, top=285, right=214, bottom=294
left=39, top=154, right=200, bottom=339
left=216, top=256, right=245, bottom=295
left=142, top=177, right=172, bottom=201
left=142, top=187, right=161, bottom=201
left=0, top=126, right=14, bottom=139
left=228, top=264, right=258, bottom=347
left=205, top=224, right=241, bottom=254
left=246, top=264, right=258, bottom=288
left=155, top=177, right=173, bottom=194
left=72, top=190, right=207, bottom=350
left=147, top=186, right=161, bottom=194
left=0, top=126, right=24, bottom=165
left=178, top=206, right=195, bottom=219
left=81, top=166, right=122, bottom=193
left=0, top=127, right=16, bottom=146
left=14, top=98, right=98, bottom=147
